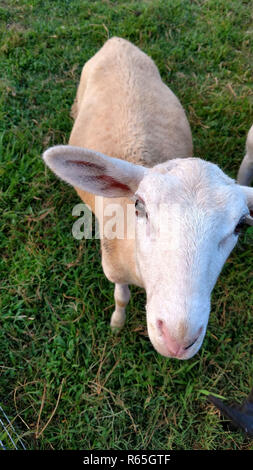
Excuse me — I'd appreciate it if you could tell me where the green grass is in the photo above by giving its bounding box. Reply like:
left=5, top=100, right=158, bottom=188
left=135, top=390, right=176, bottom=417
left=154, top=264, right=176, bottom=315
left=0, top=0, right=253, bottom=450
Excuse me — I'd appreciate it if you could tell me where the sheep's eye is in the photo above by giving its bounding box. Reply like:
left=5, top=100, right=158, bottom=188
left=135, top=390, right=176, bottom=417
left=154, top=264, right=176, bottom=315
left=234, top=216, right=248, bottom=235
left=135, top=199, right=148, bottom=219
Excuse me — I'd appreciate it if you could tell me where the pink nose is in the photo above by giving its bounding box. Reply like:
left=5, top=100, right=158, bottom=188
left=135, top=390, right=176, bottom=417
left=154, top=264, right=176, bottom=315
left=157, top=320, right=203, bottom=357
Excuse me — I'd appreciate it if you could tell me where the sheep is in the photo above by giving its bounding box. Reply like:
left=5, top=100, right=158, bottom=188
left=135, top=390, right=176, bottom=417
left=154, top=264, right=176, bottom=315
left=237, top=124, right=253, bottom=186
left=43, top=37, right=253, bottom=360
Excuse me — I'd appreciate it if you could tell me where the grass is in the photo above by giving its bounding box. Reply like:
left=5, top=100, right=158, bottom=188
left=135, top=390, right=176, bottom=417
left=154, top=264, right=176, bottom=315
left=0, top=0, right=253, bottom=450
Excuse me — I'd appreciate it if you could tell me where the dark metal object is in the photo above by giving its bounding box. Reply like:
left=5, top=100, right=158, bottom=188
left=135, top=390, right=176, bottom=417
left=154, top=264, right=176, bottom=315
left=208, top=387, right=253, bottom=437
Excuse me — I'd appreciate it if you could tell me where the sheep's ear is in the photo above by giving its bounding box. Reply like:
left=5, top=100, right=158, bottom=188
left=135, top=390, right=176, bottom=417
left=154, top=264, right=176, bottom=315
left=43, top=145, right=147, bottom=197
left=240, top=186, right=253, bottom=213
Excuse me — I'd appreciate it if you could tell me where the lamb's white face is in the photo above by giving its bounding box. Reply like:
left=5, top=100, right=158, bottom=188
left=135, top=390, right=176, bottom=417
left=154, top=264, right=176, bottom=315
left=43, top=146, right=253, bottom=360
left=134, top=159, right=250, bottom=359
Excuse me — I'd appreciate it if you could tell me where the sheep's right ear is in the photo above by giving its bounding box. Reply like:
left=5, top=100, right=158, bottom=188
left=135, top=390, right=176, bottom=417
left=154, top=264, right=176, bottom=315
left=240, top=186, right=253, bottom=213
left=43, top=145, right=147, bottom=198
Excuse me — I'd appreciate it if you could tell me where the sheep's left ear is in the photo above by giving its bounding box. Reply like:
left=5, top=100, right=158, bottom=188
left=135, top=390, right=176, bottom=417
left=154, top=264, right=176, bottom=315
left=43, top=145, right=147, bottom=197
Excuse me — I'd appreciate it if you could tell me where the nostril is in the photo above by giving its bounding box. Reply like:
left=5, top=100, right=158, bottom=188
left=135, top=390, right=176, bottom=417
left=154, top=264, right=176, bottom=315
left=157, top=319, right=167, bottom=338
left=157, top=319, right=164, bottom=333
left=197, top=326, right=204, bottom=336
